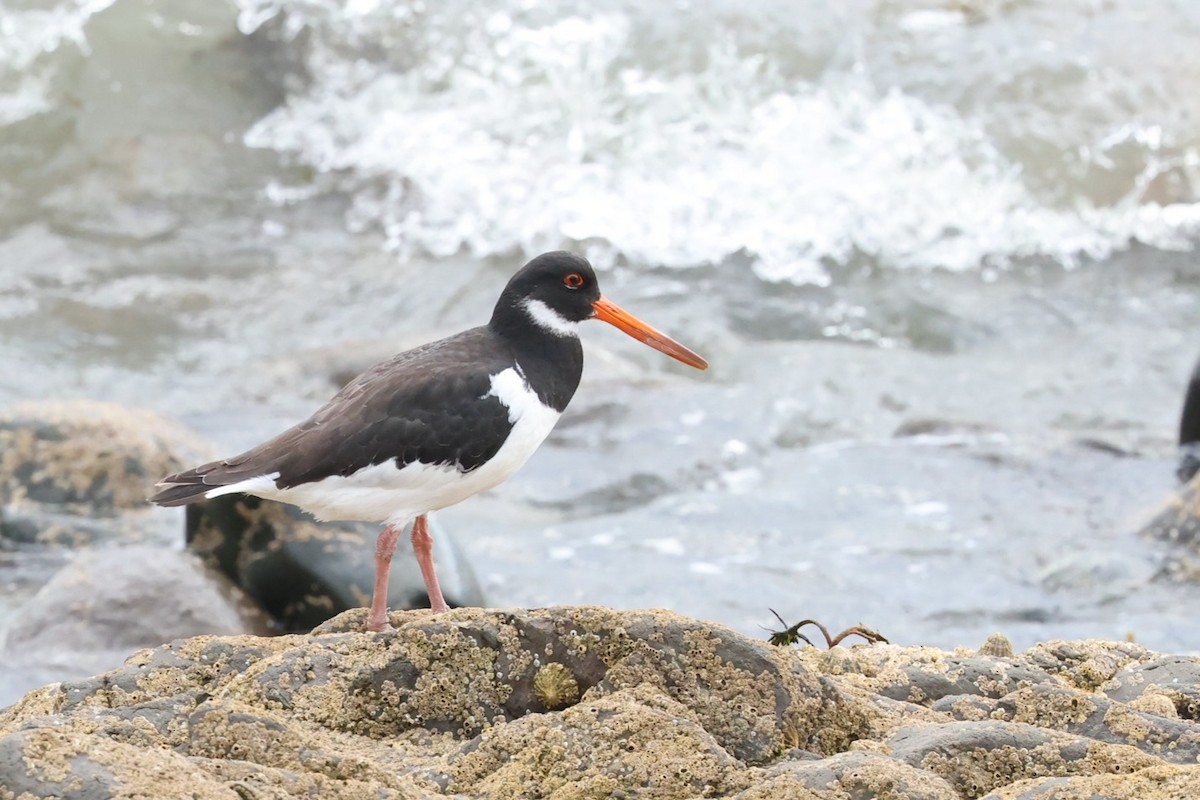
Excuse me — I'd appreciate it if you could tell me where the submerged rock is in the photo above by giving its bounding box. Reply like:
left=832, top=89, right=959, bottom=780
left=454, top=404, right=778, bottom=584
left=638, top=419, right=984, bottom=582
left=2, top=608, right=1200, bottom=798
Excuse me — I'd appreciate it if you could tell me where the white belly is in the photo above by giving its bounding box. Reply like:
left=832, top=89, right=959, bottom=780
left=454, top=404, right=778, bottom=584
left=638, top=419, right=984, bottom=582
left=206, top=366, right=561, bottom=525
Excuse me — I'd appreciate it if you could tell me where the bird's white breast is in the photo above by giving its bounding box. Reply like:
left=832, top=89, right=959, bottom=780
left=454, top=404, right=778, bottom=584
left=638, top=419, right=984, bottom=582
left=204, top=366, right=561, bottom=525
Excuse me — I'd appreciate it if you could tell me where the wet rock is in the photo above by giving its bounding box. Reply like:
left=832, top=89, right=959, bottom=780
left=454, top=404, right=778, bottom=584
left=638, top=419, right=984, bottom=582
left=185, top=494, right=484, bottom=630
left=894, top=418, right=1003, bottom=438
left=0, top=506, right=124, bottom=548
left=3, top=546, right=268, bottom=654
left=1134, top=473, right=1200, bottom=552
left=1175, top=352, right=1200, bottom=483
left=42, top=173, right=181, bottom=244
left=1035, top=550, right=1154, bottom=597
left=0, top=546, right=270, bottom=707
left=0, top=400, right=211, bottom=515
left=1178, top=445, right=1200, bottom=485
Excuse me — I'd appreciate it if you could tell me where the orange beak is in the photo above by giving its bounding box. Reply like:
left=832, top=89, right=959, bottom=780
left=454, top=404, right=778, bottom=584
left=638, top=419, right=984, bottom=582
left=592, top=295, right=708, bottom=370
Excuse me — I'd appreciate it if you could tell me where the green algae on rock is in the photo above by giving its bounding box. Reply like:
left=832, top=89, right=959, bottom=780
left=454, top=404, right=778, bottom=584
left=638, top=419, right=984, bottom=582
left=3, top=608, right=1200, bottom=799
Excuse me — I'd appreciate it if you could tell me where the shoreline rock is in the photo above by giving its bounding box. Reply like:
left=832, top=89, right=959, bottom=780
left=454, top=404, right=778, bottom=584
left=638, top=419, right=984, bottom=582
left=0, top=400, right=213, bottom=518
left=2, top=607, right=1199, bottom=799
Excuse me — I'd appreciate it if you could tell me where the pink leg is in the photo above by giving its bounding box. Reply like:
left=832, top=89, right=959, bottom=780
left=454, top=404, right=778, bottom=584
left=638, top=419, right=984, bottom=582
left=368, top=524, right=403, bottom=632
left=412, top=514, right=450, bottom=613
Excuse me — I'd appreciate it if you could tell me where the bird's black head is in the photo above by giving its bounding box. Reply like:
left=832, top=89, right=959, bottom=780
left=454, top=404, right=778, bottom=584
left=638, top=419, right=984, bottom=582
left=489, top=250, right=709, bottom=370
left=490, top=251, right=601, bottom=338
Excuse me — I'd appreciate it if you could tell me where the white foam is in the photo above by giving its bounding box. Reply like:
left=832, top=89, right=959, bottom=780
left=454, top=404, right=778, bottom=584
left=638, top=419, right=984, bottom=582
left=0, top=0, right=115, bottom=125
left=237, top=1, right=1200, bottom=279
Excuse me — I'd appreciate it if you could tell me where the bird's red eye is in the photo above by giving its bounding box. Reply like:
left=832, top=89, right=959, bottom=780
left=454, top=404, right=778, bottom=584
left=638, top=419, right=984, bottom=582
left=563, top=273, right=585, bottom=289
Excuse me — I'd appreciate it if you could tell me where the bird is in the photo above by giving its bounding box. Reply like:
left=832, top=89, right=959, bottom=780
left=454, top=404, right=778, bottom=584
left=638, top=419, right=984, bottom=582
left=1178, top=352, right=1200, bottom=483
left=150, top=251, right=708, bottom=632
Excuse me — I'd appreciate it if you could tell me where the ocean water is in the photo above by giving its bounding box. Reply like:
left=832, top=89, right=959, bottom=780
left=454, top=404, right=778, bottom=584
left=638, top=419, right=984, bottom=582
left=2, top=0, right=1200, bottom=669
left=6, top=0, right=1200, bottom=282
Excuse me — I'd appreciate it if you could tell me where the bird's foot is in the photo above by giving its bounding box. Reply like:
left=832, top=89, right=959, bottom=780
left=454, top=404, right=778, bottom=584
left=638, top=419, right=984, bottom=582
left=367, top=610, right=396, bottom=633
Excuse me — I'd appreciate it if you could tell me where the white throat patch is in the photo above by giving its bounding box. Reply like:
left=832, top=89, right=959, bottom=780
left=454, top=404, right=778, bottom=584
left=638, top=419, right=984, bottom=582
left=522, top=298, right=580, bottom=337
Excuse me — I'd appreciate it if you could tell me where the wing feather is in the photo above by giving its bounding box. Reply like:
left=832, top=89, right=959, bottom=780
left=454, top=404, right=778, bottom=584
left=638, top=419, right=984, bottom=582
left=149, top=327, right=516, bottom=506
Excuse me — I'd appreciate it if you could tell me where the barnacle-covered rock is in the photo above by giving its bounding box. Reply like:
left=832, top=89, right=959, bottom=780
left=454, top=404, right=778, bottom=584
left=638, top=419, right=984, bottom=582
left=3, top=608, right=1200, bottom=799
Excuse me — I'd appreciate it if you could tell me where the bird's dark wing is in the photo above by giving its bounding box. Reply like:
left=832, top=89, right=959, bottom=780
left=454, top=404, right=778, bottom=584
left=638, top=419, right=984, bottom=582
left=150, top=328, right=516, bottom=505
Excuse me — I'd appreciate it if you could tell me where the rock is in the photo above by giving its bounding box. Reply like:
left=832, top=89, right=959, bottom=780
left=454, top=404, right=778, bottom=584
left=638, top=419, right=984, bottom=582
left=755, top=751, right=960, bottom=800
left=0, top=400, right=211, bottom=515
left=0, top=546, right=270, bottom=707
left=185, top=494, right=485, bottom=630
left=938, top=683, right=1200, bottom=763
left=4, top=615, right=1200, bottom=799
left=1179, top=445, right=1200, bottom=485
left=1135, top=476, right=1200, bottom=554
left=3, top=546, right=269, bottom=653
left=806, top=643, right=1056, bottom=706
left=1104, top=656, right=1200, bottom=721
left=443, top=686, right=749, bottom=797
left=0, top=401, right=211, bottom=549
left=0, top=607, right=868, bottom=798
left=894, top=418, right=1002, bottom=438
left=0, top=506, right=126, bottom=548
left=308, top=606, right=861, bottom=761
left=42, top=173, right=181, bottom=243
left=1021, top=639, right=1153, bottom=691
left=888, top=720, right=1162, bottom=799
left=979, top=764, right=1200, bottom=800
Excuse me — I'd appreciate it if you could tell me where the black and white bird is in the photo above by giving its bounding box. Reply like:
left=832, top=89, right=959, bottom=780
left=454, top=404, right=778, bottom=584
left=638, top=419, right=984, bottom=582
left=150, top=252, right=707, bottom=632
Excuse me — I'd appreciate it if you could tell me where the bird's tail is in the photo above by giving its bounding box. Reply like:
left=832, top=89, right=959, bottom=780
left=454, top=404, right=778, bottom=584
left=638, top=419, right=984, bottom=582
left=148, top=468, right=218, bottom=507
left=150, top=428, right=293, bottom=507
left=149, top=451, right=275, bottom=506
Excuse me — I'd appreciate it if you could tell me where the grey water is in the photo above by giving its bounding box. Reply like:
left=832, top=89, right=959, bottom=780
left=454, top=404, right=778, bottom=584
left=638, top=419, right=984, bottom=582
left=2, top=0, right=1200, bottom=684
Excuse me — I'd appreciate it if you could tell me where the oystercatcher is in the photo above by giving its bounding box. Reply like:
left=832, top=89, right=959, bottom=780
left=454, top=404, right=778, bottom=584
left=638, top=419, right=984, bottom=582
left=150, top=252, right=707, bottom=631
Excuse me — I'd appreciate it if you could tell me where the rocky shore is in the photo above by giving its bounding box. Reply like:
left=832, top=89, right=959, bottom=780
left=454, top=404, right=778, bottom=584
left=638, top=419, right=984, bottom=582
left=2, top=386, right=1200, bottom=798
left=3, top=605, right=1200, bottom=799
